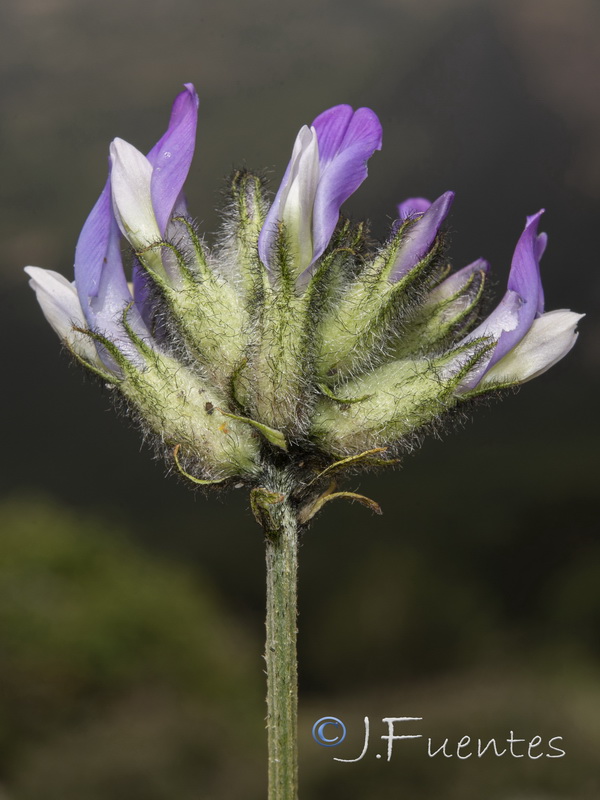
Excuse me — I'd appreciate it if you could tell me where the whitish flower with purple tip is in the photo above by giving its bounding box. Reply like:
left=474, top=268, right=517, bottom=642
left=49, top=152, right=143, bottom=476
left=26, top=84, right=582, bottom=484
left=258, top=104, right=382, bottom=277
left=455, top=210, right=583, bottom=390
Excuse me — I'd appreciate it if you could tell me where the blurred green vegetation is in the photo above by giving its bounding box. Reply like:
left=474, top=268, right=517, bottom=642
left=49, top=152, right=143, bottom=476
left=0, top=497, right=264, bottom=799
left=0, top=493, right=598, bottom=798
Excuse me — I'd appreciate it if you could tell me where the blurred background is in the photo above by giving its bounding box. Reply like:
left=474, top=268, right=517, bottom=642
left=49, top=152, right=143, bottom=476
left=1, top=0, right=599, bottom=797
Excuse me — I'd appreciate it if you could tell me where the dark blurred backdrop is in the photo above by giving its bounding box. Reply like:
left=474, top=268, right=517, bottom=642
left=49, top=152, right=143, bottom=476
left=1, top=1, right=599, bottom=798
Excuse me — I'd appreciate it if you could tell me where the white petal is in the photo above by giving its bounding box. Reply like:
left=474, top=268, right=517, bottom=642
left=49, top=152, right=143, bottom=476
left=26, top=266, right=85, bottom=335
left=110, top=138, right=161, bottom=250
left=480, top=309, right=584, bottom=386
left=25, top=266, right=102, bottom=364
left=281, top=125, right=320, bottom=271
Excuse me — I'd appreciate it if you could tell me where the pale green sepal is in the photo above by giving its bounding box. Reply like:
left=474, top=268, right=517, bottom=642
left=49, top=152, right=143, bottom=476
left=171, top=216, right=213, bottom=279
left=72, top=326, right=134, bottom=378
left=315, top=243, right=394, bottom=376
left=121, top=302, right=155, bottom=360
left=392, top=267, right=487, bottom=358
left=217, top=408, right=288, bottom=451
left=318, top=383, right=372, bottom=404
left=247, top=228, right=369, bottom=433
left=172, top=444, right=227, bottom=486
left=118, top=351, right=261, bottom=478
left=312, top=340, right=493, bottom=455
left=219, top=171, right=270, bottom=299
left=134, top=245, right=172, bottom=288
left=160, top=273, right=247, bottom=389
left=316, top=227, right=445, bottom=378
left=135, top=216, right=216, bottom=290
left=136, top=232, right=204, bottom=291
left=65, top=337, right=121, bottom=385
left=456, top=379, right=516, bottom=402
left=131, top=219, right=249, bottom=386
left=245, top=290, right=312, bottom=432
left=356, top=218, right=413, bottom=284
left=301, top=219, right=365, bottom=294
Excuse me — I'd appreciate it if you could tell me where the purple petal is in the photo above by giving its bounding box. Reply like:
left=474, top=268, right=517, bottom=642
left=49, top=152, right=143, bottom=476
left=74, top=176, right=148, bottom=364
left=310, top=105, right=355, bottom=163
left=492, top=210, right=545, bottom=365
left=460, top=211, right=547, bottom=389
left=74, top=178, right=132, bottom=328
left=470, top=290, right=523, bottom=344
left=147, top=83, right=199, bottom=235
left=397, top=197, right=431, bottom=220
left=258, top=166, right=291, bottom=268
left=311, top=106, right=382, bottom=262
left=535, top=230, right=548, bottom=261
left=390, top=191, right=454, bottom=282
left=456, top=290, right=523, bottom=391
left=528, top=213, right=546, bottom=314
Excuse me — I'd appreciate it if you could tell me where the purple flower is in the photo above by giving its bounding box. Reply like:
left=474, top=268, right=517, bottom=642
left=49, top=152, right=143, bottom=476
left=110, top=84, right=198, bottom=270
left=26, top=84, right=200, bottom=373
left=258, top=104, right=382, bottom=276
left=390, top=191, right=454, bottom=281
left=458, top=211, right=583, bottom=389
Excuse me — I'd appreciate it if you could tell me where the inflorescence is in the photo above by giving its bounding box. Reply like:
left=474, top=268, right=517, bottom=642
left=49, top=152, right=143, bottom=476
left=26, top=84, right=582, bottom=519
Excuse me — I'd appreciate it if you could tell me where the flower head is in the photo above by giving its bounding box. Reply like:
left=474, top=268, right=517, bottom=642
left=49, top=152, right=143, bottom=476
left=258, top=104, right=382, bottom=277
left=26, top=85, right=582, bottom=498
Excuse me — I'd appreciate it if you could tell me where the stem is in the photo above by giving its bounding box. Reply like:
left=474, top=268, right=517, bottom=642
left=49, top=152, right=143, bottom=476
left=264, top=488, right=299, bottom=800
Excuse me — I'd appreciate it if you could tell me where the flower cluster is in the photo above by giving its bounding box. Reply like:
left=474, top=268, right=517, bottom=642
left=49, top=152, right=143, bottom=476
left=26, top=84, right=582, bottom=494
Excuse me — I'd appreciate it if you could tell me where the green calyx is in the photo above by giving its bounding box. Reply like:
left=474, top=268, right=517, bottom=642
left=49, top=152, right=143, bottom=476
left=315, top=221, right=447, bottom=378
left=122, top=349, right=262, bottom=481
left=76, top=322, right=261, bottom=482
left=311, top=340, right=493, bottom=455
left=135, top=222, right=249, bottom=392
left=392, top=266, right=488, bottom=358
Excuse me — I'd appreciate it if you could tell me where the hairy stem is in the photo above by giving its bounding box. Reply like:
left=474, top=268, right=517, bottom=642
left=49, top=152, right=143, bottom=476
left=263, top=480, right=299, bottom=800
